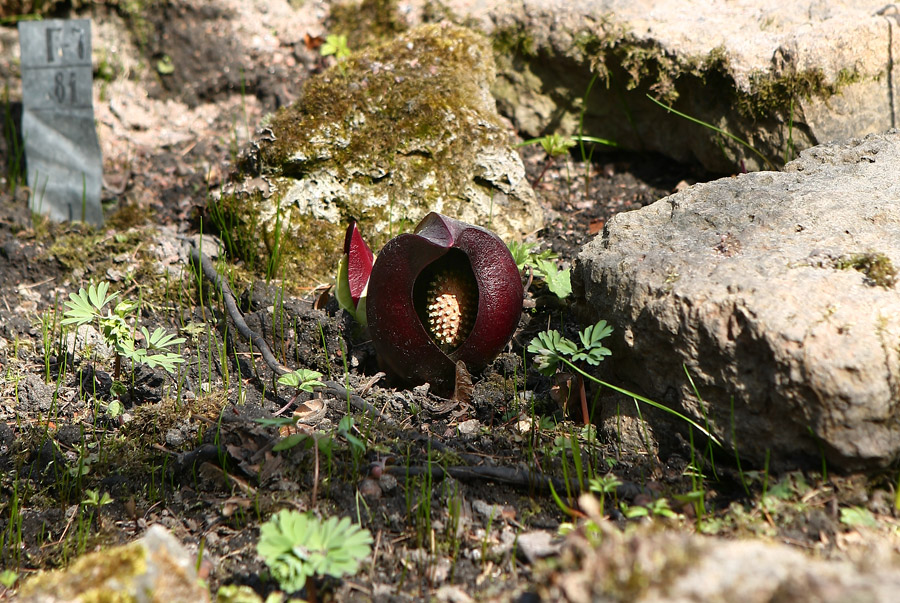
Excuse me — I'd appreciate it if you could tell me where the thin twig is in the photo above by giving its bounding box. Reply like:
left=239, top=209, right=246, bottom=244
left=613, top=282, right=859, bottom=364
left=386, top=464, right=650, bottom=500
left=359, top=372, right=385, bottom=396
left=322, top=380, right=378, bottom=415
left=189, top=243, right=380, bottom=417
left=188, top=245, right=290, bottom=377
left=386, top=463, right=576, bottom=494
left=407, top=433, right=486, bottom=466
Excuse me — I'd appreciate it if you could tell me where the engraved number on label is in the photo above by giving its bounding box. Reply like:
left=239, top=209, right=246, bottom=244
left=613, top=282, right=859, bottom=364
left=53, top=71, right=77, bottom=104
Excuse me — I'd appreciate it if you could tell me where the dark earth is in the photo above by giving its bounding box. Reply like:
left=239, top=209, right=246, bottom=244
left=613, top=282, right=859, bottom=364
left=1, top=1, right=899, bottom=602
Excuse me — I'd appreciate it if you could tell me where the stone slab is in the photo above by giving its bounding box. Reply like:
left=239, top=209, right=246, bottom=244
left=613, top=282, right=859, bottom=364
left=574, top=130, right=900, bottom=470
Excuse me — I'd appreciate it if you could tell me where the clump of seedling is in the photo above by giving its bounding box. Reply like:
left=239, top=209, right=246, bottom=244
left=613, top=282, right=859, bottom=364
left=320, top=33, right=352, bottom=75
left=277, top=368, right=326, bottom=394
left=320, top=34, right=351, bottom=60
left=257, top=509, right=372, bottom=599
left=61, top=281, right=185, bottom=381
left=529, top=320, right=721, bottom=443
left=518, top=132, right=617, bottom=188
left=508, top=240, right=571, bottom=299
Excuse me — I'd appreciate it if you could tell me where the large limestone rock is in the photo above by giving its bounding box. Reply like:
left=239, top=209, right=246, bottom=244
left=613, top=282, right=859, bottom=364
left=220, top=22, right=542, bottom=286
left=575, top=131, right=900, bottom=471
left=420, top=0, right=900, bottom=172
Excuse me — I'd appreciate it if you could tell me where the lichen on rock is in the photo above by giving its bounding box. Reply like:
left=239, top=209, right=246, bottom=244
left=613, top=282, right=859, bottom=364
left=217, top=22, right=542, bottom=288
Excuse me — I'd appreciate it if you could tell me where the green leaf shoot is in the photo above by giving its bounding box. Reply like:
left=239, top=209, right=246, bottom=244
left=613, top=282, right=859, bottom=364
left=277, top=369, right=325, bottom=393
left=257, top=509, right=372, bottom=594
left=320, top=34, right=351, bottom=60
left=535, top=258, right=572, bottom=299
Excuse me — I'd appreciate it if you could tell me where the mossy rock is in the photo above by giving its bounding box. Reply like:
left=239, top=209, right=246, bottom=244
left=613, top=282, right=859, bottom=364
left=18, top=525, right=208, bottom=603
left=217, top=22, right=542, bottom=288
left=478, top=0, right=898, bottom=173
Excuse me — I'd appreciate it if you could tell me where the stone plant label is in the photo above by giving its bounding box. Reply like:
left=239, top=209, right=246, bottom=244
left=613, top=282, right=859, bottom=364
left=18, top=19, right=103, bottom=225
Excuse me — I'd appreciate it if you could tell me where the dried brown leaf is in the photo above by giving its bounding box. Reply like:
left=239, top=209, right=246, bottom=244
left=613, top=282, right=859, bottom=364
left=453, top=360, right=474, bottom=404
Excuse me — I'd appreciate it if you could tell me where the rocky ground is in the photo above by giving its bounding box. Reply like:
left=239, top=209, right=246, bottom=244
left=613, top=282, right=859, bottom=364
left=1, top=1, right=900, bottom=602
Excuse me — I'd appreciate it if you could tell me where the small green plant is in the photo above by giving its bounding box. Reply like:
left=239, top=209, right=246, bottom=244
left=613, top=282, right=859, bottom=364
left=320, top=34, right=351, bottom=60
left=517, top=132, right=617, bottom=187
left=1, top=478, right=23, bottom=567
left=156, top=54, right=175, bottom=75
left=260, top=422, right=333, bottom=458
left=620, top=497, right=679, bottom=520
left=62, top=282, right=186, bottom=379
left=673, top=487, right=705, bottom=523
left=82, top=488, right=113, bottom=509
left=528, top=320, right=722, bottom=445
left=337, top=415, right=366, bottom=459
left=445, top=482, right=463, bottom=566
left=257, top=509, right=373, bottom=595
left=508, top=241, right=572, bottom=299
left=74, top=489, right=113, bottom=554
left=647, top=498, right=680, bottom=519
left=529, top=321, right=613, bottom=373
left=840, top=505, right=879, bottom=529
left=508, top=240, right=554, bottom=271
left=785, top=96, right=796, bottom=163
left=578, top=73, right=600, bottom=193
left=277, top=368, right=326, bottom=392
left=588, top=474, right=622, bottom=515
left=646, top=94, right=777, bottom=171
left=537, top=133, right=576, bottom=157
left=39, top=305, right=60, bottom=382
left=516, top=133, right=619, bottom=157
left=534, top=258, right=572, bottom=299
left=266, top=194, right=286, bottom=283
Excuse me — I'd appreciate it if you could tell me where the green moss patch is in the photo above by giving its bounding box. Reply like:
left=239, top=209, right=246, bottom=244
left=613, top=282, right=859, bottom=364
left=327, top=0, right=407, bottom=49
left=836, top=253, right=898, bottom=288
left=492, top=23, right=538, bottom=58
left=252, top=25, right=497, bottom=174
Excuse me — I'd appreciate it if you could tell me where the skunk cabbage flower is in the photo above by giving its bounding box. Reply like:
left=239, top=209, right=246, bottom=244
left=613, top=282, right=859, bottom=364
left=335, top=220, right=375, bottom=327
left=366, top=212, right=523, bottom=394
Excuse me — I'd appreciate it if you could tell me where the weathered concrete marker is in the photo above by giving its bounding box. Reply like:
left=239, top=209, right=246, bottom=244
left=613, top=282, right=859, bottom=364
left=18, top=19, right=103, bottom=225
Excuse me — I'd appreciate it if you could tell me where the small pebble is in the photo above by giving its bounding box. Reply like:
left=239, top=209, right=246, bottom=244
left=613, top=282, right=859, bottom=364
left=165, top=428, right=185, bottom=448
left=456, top=419, right=481, bottom=435
left=358, top=477, right=382, bottom=500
